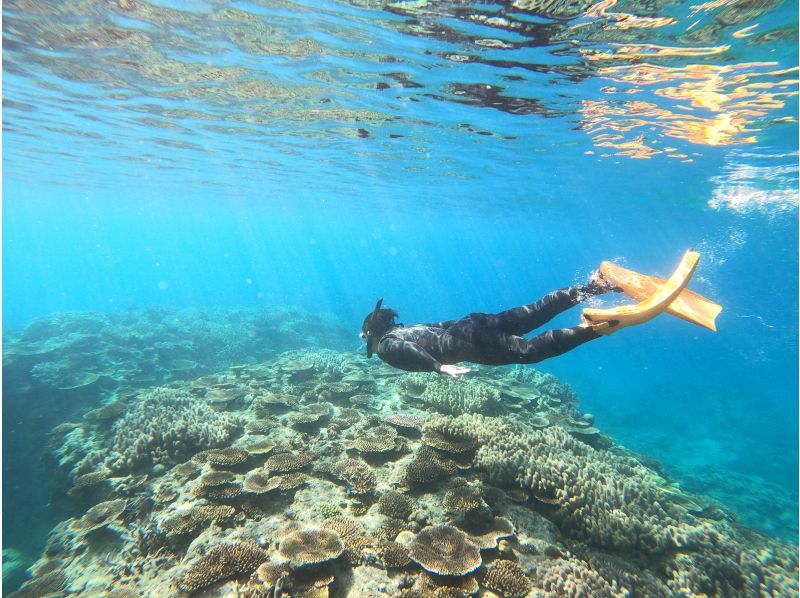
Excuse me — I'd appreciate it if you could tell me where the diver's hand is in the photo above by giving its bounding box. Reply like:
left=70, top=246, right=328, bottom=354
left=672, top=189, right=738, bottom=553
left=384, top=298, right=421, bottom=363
left=439, top=364, right=471, bottom=378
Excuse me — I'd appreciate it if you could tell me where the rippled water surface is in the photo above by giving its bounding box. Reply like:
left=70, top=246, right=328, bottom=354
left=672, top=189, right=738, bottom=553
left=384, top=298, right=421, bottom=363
left=4, top=0, right=798, bottom=192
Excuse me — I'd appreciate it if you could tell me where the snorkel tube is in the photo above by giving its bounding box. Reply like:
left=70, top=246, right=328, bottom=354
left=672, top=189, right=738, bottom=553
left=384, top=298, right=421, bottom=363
left=362, top=298, right=384, bottom=358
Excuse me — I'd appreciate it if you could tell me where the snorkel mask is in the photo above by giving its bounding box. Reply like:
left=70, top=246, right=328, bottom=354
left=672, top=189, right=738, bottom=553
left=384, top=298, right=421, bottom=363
left=361, top=298, right=397, bottom=358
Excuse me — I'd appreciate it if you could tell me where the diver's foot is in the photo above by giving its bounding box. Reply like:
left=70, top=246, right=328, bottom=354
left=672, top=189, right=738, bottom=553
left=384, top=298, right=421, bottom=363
left=588, top=270, right=623, bottom=295
left=579, top=317, right=619, bottom=335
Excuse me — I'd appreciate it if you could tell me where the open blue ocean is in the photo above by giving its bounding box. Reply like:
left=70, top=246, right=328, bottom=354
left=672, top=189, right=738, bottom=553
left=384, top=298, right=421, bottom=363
left=3, top=0, right=798, bottom=596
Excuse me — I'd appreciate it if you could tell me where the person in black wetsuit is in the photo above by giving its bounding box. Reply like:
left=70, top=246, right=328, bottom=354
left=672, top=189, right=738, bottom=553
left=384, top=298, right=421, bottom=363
left=360, top=276, right=619, bottom=377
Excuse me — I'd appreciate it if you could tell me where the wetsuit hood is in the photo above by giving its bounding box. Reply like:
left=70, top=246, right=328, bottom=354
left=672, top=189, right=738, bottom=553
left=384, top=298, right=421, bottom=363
left=361, top=298, right=398, bottom=358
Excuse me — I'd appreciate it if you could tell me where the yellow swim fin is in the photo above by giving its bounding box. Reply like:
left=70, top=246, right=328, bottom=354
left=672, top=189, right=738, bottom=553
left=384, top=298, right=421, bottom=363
left=582, top=250, right=702, bottom=335
left=598, top=257, right=722, bottom=332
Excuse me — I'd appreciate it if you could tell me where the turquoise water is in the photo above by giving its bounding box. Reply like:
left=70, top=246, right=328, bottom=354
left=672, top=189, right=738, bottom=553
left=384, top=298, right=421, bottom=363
left=3, top=0, right=798, bottom=594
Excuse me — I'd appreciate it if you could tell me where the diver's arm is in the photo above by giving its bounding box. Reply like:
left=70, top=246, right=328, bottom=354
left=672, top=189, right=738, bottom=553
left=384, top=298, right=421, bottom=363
left=377, top=337, right=443, bottom=373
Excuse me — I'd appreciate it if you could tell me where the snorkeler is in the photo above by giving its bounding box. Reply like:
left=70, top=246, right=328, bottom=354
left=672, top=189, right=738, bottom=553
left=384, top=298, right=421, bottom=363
left=361, top=250, right=721, bottom=377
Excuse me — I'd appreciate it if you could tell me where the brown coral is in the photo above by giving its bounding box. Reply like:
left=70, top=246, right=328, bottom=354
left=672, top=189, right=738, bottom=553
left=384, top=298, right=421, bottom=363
left=422, top=429, right=476, bottom=454
left=317, top=382, right=359, bottom=402
left=320, top=516, right=364, bottom=544
left=442, top=486, right=488, bottom=515
left=161, top=504, right=237, bottom=538
left=456, top=516, right=514, bottom=550
left=378, top=491, right=413, bottom=520
left=265, top=451, right=313, bottom=473
left=245, top=419, right=275, bottom=434
left=404, top=446, right=459, bottom=487
left=255, top=560, right=290, bottom=590
left=409, top=525, right=482, bottom=576
left=160, top=513, right=201, bottom=537
left=177, top=541, right=269, bottom=592
left=268, top=472, right=309, bottom=492
left=7, top=570, right=67, bottom=598
left=483, top=560, right=532, bottom=598
left=195, top=447, right=250, bottom=467
left=289, top=405, right=330, bottom=428
left=320, top=515, right=371, bottom=562
left=70, top=498, right=127, bottom=534
left=385, top=413, right=425, bottom=431
left=353, top=425, right=398, bottom=455
left=243, top=470, right=273, bottom=494
left=241, top=437, right=275, bottom=455
left=173, top=460, right=200, bottom=478
left=348, top=394, right=376, bottom=408
left=192, top=504, right=236, bottom=522
left=327, top=458, right=377, bottom=495
left=377, top=516, right=407, bottom=541
left=200, top=482, right=243, bottom=500
left=72, top=470, right=108, bottom=488
left=433, top=413, right=708, bottom=554
left=377, top=540, right=411, bottom=568
left=279, top=529, right=344, bottom=569
left=531, top=556, right=624, bottom=597
left=199, top=471, right=236, bottom=487
left=421, top=571, right=481, bottom=595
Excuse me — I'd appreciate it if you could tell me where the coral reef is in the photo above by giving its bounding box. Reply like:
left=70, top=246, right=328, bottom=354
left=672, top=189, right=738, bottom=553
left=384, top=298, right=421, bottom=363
left=4, top=308, right=353, bottom=396
left=69, top=499, right=127, bottom=535
left=409, top=525, right=482, bottom=576
left=353, top=424, right=400, bottom=455
left=378, top=491, right=414, bottom=520
left=7, top=569, right=67, bottom=598
left=404, top=446, right=459, bottom=487
left=279, top=529, right=345, bottom=568
left=264, top=451, right=313, bottom=473
left=482, top=560, right=532, bottom=598
left=377, top=539, right=412, bottom=568
left=195, top=446, right=250, bottom=468
left=531, top=556, right=624, bottom=597
left=398, top=374, right=500, bottom=415
left=443, top=486, right=488, bottom=515
left=324, top=458, right=378, bottom=495
left=177, top=542, right=269, bottom=592
left=15, top=348, right=796, bottom=597
left=385, top=413, right=425, bottom=431
left=428, top=412, right=708, bottom=553
left=59, top=388, right=242, bottom=477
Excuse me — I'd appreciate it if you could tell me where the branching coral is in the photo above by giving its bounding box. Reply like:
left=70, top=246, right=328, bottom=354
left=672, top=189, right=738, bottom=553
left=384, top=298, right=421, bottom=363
left=425, top=413, right=698, bottom=553
left=531, top=557, right=624, bottom=597
left=398, top=375, right=500, bottom=415
left=98, top=388, right=241, bottom=474
left=378, top=492, right=413, bottom=520
left=483, top=560, right=532, bottom=598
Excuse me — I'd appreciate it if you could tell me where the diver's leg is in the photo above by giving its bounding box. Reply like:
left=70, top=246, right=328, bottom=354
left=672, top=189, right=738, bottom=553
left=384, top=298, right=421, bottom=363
left=497, top=326, right=601, bottom=364
left=495, top=282, right=611, bottom=336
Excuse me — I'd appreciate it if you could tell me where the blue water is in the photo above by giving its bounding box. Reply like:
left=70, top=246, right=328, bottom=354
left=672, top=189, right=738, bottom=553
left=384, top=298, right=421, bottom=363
left=3, top=0, right=798, bottom=588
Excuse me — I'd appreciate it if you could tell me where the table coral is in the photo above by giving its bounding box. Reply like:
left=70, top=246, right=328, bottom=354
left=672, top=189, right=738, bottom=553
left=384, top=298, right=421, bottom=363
left=177, top=541, right=268, bottom=592
left=409, top=525, right=482, bottom=576
left=279, top=529, right=344, bottom=569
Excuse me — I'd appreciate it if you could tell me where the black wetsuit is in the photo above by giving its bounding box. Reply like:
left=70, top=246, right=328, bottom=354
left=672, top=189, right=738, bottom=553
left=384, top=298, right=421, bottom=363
left=376, top=284, right=602, bottom=373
